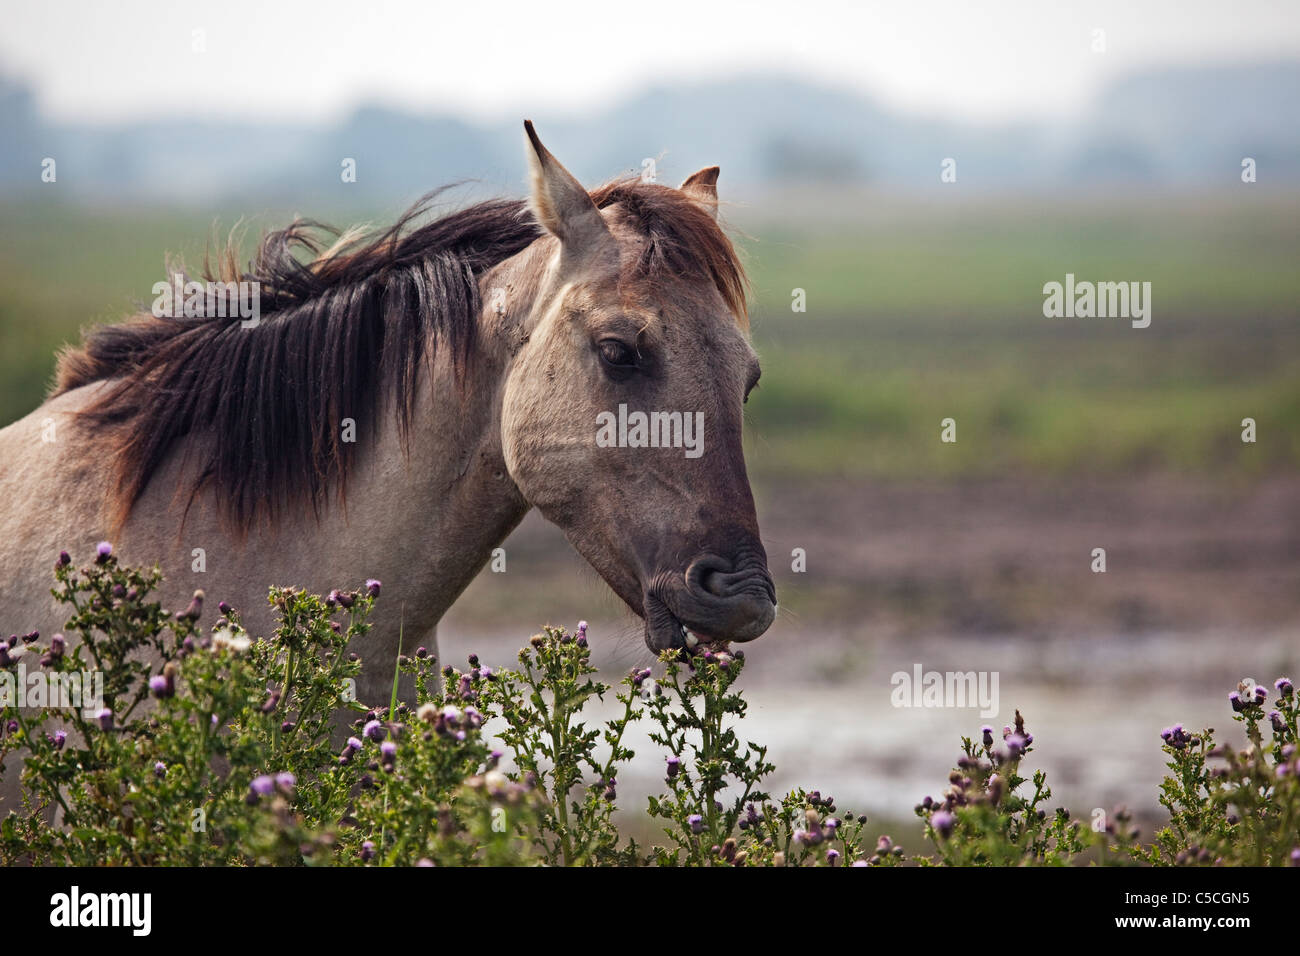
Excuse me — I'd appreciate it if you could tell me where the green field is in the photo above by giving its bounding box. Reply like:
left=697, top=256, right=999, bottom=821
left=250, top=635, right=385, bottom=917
left=2, top=191, right=1297, bottom=479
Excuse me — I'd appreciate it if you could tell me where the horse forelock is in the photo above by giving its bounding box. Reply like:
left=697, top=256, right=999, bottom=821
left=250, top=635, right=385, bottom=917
left=589, top=179, right=749, bottom=330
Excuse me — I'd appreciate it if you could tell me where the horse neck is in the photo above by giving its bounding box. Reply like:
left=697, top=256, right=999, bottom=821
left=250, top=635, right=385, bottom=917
left=349, top=251, right=542, bottom=615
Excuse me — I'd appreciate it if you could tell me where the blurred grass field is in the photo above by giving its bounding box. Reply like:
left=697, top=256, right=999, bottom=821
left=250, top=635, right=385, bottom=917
left=1, top=190, right=1296, bottom=480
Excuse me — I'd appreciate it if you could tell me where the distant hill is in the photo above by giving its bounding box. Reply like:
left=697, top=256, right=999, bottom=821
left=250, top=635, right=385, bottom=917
left=1, top=61, right=1296, bottom=204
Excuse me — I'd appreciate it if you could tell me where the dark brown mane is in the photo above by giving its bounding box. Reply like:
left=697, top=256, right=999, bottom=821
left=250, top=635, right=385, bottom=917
left=54, top=179, right=748, bottom=532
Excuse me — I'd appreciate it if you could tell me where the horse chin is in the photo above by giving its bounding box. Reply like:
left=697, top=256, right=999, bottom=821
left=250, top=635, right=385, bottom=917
left=643, top=594, right=684, bottom=653
left=642, top=594, right=729, bottom=656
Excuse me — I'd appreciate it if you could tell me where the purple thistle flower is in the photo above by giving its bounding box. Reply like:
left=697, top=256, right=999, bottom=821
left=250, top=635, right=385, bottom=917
left=275, top=772, right=296, bottom=794
left=1005, top=734, right=1026, bottom=758
left=365, top=578, right=381, bottom=598
left=1254, top=684, right=1269, bottom=703
left=1276, top=677, right=1294, bottom=698
left=53, top=730, right=66, bottom=750
left=96, top=708, right=113, bottom=731
left=688, top=814, right=704, bottom=834
left=95, top=541, right=113, bottom=562
left=1270, top=710, right=1286, bottom=734
left=981, top=725, right=994, bottom=748
left=666, top=756, right=681, bottom=779
left=148, top=674, right=173, bottom=699
left=360, top=841, right=375, bottom=862
left=380, top=741, right=397, bottom=762
left=154, top=761, right=166, bottom=779
left=931, top=810, right=956, bottom=839
left=249, top=774, right=274, bottom=797
left=826, top=848, right=840, bottom=866
left=363, top=719, right=385, bottom=741
left=56, top=550, right=71, bottom=567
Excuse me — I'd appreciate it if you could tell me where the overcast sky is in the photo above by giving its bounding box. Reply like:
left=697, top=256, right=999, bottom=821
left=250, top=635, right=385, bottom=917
left=3, top=0, right=1298, bottom=126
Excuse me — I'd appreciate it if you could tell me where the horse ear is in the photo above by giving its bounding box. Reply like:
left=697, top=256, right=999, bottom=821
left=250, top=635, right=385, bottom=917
left=679, top=166, right=720, bottom=219
left=524, top=120, right=610, bottom=256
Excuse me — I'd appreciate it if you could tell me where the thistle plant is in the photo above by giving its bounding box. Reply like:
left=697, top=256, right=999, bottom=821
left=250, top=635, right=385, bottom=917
left=0, top=552, right=374, bottom=865
left=1140, top=676, right=1299, bottom=867
left=914, top=711, right=1094, bottom=866
left=3, top=549, right=1298, bottom=867
left=641, top=647, right=875, bottom=866
left=476, top=624, right=640, bottom=866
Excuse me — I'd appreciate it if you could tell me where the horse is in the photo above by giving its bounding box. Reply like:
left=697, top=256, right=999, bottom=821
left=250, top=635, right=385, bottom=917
left=0, top=122, right=776, bottom=808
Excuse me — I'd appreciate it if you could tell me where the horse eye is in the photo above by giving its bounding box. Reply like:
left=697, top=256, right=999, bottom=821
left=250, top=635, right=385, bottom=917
left=598, top=339, right=636, bottom=368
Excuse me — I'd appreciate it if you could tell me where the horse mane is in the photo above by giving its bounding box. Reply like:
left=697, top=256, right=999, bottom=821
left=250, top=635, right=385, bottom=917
left=54, top=179, right=748, bottom=532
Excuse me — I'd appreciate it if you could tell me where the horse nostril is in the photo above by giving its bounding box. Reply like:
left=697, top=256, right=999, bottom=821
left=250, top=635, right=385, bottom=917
left=699, top=568, right=728, bottom=597
left=686, top=555, right=732, bottom=598
left=680, top=554, right=777, bottom=643
left=686, top=555, right=774, bottom=604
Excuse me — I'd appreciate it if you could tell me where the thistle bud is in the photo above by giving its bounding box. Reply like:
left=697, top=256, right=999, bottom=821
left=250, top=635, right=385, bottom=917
left=177, top=590, right=204, bottom=622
